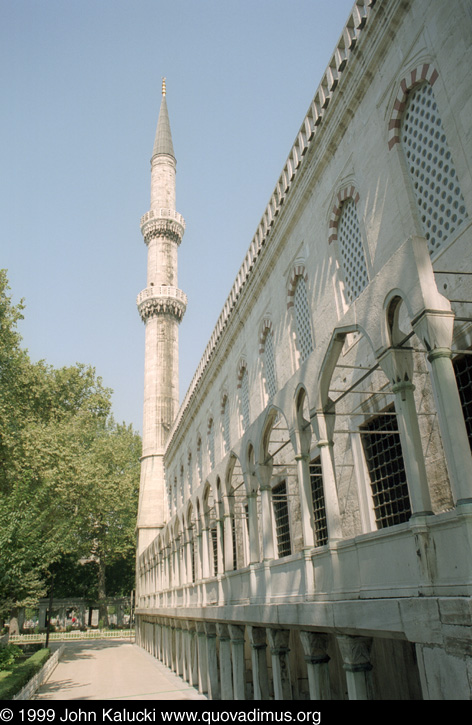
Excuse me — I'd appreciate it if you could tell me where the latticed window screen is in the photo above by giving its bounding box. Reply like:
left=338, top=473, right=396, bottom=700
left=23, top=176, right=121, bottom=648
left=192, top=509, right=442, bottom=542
left=197, top=439, right=202, bottom=483
left=222, top=397, right=231, bottom=453
left=272, top=481, right=292, bottom=557
left=361, top=405, right=411, bottom=528
left=188, top=454, right=193, bottom=492
left=294, top=276, right=314, bottom=362
left=338, top=199, right=369, bottom=304
left=240, top=368, right=250, bottom=432
left=309, top=458, right=328, bottom=546
left=453, top=352, right=472, bottom=450
left=208, top=420, right=215, bottom=470
left=263, top=331, right=277, bottom=399
left=400, top=82, right=468, bottom=255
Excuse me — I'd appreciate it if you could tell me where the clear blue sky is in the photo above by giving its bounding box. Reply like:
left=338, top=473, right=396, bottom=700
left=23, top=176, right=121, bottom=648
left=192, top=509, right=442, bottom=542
left=1, top=0, right=354, bottom=432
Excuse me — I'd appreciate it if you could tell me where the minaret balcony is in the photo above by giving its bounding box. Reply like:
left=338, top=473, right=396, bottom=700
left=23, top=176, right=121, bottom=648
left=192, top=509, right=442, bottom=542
left=137, top=285, right=187, bottom=322
left=140, top=208, right=186, bottom=245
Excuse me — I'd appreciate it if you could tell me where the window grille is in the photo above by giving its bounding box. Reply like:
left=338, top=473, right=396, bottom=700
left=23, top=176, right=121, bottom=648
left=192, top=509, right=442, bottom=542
left=191, top=534, right=196, bottom=582
left=210, top=525, right=218, bottom=576
left=294, top=276, right=314, bottom=362
left=240, top=368, right=250, bottom=432
left=338, top=198, right=369, bottom=303
left=309, top=457, right=328, bottom=546
left=263, top=330, right=277, bottom=399
left=232, top=515, right=238, bottom=571
left=361, top=405, right=411, bottom=528
left=222, top=397, right=231, bottom=454
left=208, top=419, right=215, bottom=470
left=453, top=352, right=472, bottom=450
left=400, top=82, right=468, bottom=255
left=272, top=481, right=292, bottom=557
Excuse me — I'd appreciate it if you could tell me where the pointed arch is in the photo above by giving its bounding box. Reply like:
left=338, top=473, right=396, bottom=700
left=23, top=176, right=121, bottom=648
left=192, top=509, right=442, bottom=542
left=388, top=64, right=439, bottom=149
left=328, top=184, right=361, bottom=245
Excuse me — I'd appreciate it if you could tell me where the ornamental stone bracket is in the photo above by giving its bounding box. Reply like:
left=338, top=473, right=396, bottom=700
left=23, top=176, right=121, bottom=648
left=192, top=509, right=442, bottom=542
left=137, top=285, right=187, bottom=323
left=140, top=209, right=185, bottom=245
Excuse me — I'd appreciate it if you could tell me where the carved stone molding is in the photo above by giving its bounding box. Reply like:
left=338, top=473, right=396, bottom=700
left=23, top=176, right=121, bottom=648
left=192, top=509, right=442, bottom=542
left=141, top=218, right=185, bottom=245
left=337, top=635, right=373, bottom=672
left=137, top=286, right=187, bottom=323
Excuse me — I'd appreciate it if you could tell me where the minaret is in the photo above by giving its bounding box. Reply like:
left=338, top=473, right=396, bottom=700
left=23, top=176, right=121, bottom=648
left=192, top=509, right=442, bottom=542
left=137, top=79, right=187, bottom=555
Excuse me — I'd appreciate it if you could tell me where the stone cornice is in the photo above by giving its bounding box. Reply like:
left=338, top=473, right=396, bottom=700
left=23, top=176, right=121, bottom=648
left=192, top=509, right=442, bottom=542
left=137, top=285, right=187, bottom=322
left=140, top=208, right=185, bottom=245
left=165, top=0, right=395, bottom=452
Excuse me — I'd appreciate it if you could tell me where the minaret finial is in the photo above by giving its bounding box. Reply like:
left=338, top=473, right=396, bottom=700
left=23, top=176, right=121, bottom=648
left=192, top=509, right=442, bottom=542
left=162, top=77, right=166, bottom=97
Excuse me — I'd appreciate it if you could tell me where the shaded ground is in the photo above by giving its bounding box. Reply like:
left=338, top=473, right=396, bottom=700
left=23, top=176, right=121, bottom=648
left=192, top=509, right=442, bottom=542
left=34, top=640, right=207, bottom=701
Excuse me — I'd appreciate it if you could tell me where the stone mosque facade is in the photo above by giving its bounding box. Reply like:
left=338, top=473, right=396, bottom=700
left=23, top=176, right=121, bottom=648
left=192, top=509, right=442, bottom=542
left=135, top=0, right=472, bottom=700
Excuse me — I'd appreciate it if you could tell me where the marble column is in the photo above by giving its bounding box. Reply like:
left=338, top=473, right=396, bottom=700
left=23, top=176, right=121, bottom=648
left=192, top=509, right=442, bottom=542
left=378, top=348, right=433, bottom=516
left=217, top=623, right=233, bottom=700
left=312, top=414, right=343, bottom=540
left=256, top=463, right=275, bottom=561
left=412, top=310, right=472, bottom=505
left=229, top=625, right=246, bottom=700
left=299, top=632, right=331, bottom=700
left=204, top=622, right=220, bottom=700
left=337, top=635, right=374, bottom=700
left=174, top=621, right=183, bottom=676
left=223, top=513, right=235, bottom=571
left=267, top=629, right=292, bottom=700
left=248, top=626, right=270, bottom=700
left=196, top=621, right=209, bottom=694
left=181, top=625, right=190, bottom=682
left=170, top=621, right=177, bottom=672
left=155, top=620, right=162, bottom=661
left=246, top=491, right=260, bottom=564
left=188, top=621, right=198, bottom=687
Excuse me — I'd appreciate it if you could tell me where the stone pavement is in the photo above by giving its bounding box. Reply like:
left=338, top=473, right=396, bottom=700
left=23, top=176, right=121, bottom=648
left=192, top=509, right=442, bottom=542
left=34, top=640, right=207, bottom=701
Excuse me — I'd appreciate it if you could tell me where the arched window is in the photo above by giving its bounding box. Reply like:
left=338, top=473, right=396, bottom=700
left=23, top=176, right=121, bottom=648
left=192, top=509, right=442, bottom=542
left=187, top=451, right=193, bottom=493
left=179, top=465, right=184, bottom=506
left=221, top=395, right=231, bottom=454
left=399, top=81, right=467, bottom=255
left=239, top=366, right=250, bottom=433
left=208, top=418, right=215, bottom=470
left=272, top=481, right=291, bottom=558
left=293, top=275, right=314, bottom=362
left=196, top=436, right=203, bottom=484
left=260, top=321, right=277, bottom=399
left=337, top=198, right=369, bottom=303
left=309, top=458, right=328, bottom=547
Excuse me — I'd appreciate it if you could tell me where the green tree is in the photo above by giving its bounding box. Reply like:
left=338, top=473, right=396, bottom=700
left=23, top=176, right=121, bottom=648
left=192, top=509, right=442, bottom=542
left=0, top=271, right=140, bottom=629
left=72, top=421, right=141, bottom=625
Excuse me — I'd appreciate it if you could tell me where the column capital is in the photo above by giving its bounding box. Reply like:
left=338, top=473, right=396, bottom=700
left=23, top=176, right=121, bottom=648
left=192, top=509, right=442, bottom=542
left=427, top=346, right=453, bottom=362
left=316, top=439, right=334, bottom=449
left=337, top=635, right=373, bottom=672
left=305, top=654, right=330, bottom=665
left=216, top=622, right=231, bottom=640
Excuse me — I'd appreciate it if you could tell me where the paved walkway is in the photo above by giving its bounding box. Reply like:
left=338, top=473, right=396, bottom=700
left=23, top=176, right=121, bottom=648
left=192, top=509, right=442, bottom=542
left=34, top=640, right=207, bottom=701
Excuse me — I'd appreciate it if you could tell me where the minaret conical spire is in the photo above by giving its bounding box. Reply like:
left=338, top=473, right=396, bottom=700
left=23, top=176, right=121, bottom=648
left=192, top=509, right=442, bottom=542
left=152, top=78, right=175, bottom=160
left=136, top=77, right=187, bottom=556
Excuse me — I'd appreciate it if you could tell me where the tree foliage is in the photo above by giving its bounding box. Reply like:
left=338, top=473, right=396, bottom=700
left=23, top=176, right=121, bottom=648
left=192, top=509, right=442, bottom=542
left=0, top=271, right=141, bottom=622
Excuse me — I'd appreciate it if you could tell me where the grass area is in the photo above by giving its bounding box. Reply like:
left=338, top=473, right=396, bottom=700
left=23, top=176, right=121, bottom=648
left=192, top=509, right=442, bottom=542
left=0, top=647, right=50, bottom=700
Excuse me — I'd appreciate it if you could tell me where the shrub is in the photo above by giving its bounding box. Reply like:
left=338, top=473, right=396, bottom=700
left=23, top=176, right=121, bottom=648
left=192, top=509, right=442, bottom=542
left=0, top=648, right=50, bottom=700
left=0, top=645, right=23, bottom=671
